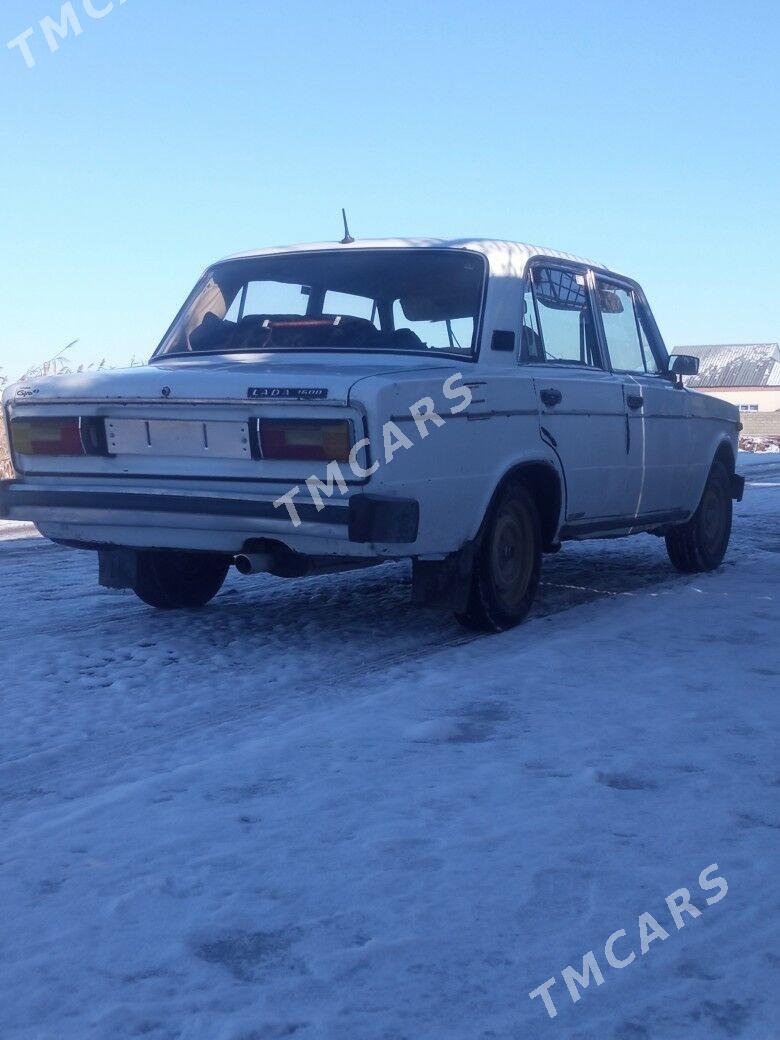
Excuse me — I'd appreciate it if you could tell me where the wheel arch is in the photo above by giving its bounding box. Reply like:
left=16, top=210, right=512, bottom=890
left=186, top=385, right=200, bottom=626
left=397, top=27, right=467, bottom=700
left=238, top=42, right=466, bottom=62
left=686, top=432, right=741, bottom=514
left=479, top=459, right=565, bottom=551
left=713, top=438, right=736, bottom=475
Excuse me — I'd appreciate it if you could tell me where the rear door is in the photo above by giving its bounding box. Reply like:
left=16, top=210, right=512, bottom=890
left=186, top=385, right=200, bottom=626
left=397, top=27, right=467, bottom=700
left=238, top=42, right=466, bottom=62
left=593, top=275, right=691, bottom=518
left=525, top=264, right=643, bottom=523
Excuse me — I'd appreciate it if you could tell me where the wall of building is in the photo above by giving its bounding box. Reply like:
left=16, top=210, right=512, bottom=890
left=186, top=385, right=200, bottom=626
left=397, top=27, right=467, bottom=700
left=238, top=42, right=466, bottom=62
left=693, top=387, right=780, bottom=412
left=739, top=411, right=780, bottom=437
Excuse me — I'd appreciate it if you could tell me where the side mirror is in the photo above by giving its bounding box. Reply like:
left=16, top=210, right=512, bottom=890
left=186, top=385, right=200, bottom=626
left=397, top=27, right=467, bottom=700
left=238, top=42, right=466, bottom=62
left=670, top=354, right=700, bottom=377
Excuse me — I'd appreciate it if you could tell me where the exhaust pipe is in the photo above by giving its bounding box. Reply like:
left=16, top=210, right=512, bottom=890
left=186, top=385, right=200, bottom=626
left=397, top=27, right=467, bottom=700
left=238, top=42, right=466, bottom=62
left=234, top=553, right=272, bottom=576
left=236, top=550, right=376, bottom=580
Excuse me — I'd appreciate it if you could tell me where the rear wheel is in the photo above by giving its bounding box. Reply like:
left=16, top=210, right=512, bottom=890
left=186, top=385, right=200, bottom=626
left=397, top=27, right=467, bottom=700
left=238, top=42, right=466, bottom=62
left=456, top=483, right=542, bottom=632
left=132, top=550, right=230, bottom=609
left=665, top=461, right=733, bottom=573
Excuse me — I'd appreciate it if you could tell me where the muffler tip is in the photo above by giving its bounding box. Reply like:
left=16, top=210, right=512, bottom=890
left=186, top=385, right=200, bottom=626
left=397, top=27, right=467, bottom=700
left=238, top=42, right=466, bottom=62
left=234, top=552, right=272, bottom=576
left=234, top=554, right=253, bottom=575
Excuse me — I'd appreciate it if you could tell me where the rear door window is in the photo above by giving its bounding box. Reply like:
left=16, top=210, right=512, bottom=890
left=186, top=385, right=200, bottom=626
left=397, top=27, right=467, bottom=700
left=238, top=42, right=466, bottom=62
left=520, top=282, right=543, bottom=361
left=531, top=266, right=602, bottom=367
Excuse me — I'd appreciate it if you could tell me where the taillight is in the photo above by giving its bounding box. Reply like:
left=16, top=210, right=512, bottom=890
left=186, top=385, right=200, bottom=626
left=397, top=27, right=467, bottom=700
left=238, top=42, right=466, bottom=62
left=257, top=419, right=352, bottom=462
left=11, top=417, right=86, bottom=457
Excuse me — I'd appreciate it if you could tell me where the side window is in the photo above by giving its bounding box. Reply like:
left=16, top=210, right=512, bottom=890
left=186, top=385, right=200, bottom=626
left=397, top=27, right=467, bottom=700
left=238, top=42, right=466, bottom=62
left=531, top=266, right=602, bottom=367
left=596, top=280, right=661, bottom=374
left=224, top=290, right=243, bottom=322
left=520, top=282, right=543, bottom=361
left=636, top=309, right=661, bottom=374
left=596, top=282, right=646, bottom=372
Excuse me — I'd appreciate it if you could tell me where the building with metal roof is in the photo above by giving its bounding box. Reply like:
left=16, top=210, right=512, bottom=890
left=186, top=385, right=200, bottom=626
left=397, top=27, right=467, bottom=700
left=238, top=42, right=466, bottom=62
left=670, top=344, right=780, bottom=425
left=673, top=343, right=780, bottom=389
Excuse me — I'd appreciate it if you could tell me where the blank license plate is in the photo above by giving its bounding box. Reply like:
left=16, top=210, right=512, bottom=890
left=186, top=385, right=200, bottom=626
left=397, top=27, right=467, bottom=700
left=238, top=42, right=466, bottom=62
left=105, top=419, right=251, bottom=459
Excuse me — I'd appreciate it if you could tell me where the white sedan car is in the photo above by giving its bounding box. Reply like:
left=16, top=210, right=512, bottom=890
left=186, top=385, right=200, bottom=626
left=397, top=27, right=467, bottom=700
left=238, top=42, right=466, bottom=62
left=0, top=239, right=744, bottom=630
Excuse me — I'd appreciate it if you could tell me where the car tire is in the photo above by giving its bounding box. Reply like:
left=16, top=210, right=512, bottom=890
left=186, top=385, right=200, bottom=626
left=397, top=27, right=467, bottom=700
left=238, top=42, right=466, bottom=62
left=665, top=461, right=733, bottom=573
left=456, top=483, right=542, bottom=632
left=132, top=550, right=230, bottom=610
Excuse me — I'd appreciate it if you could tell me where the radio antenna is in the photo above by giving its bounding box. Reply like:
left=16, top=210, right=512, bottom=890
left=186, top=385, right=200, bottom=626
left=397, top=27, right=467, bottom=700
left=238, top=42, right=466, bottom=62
left=340, top=208, right=355, bottom=245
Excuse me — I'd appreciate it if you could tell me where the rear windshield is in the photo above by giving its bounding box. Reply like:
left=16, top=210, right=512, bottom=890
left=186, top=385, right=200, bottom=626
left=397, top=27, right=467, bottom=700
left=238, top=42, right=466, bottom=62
left=153, top=249, right=486, bottom=360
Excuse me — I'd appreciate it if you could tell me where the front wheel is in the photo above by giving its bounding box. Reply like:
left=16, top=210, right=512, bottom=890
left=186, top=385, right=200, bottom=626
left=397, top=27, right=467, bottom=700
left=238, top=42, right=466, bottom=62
left=456, top=483, right=542, bottom=632
left=132, top=550, right=230, bottom=609
left=665, top=461, right=733, bottom=573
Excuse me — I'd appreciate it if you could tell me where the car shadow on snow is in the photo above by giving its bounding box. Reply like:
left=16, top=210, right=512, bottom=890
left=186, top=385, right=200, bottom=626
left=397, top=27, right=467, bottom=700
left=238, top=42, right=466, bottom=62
left=123, top=533, right=703, bottom=659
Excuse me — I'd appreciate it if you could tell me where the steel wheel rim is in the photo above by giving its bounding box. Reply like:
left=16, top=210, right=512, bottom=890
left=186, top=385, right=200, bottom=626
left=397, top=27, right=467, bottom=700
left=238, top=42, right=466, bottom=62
left=701, top=481, right=727, bottom=553
left=490, top=505, right=533, bottom=611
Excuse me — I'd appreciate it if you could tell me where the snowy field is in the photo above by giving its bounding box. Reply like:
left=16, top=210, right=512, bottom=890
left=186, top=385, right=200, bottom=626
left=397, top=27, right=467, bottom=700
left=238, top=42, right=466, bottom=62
left=1, top=455, right=778, bottom=1040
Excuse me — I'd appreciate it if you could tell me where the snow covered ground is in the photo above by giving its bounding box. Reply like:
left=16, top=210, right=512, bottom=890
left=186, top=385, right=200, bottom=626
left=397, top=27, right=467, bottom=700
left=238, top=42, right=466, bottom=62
left=1, top=456, right=778, bottom=1040
left=0, top=520, right=37, bottom=542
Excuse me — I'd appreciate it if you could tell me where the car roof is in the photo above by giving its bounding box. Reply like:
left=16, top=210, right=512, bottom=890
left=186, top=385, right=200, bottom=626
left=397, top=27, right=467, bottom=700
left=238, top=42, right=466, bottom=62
left=220, top=238, right=612, bottom=279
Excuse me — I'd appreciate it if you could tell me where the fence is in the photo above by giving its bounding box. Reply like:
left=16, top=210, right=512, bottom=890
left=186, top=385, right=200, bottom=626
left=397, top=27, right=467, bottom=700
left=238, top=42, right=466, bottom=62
left=739, top=411, right=780, bottom=437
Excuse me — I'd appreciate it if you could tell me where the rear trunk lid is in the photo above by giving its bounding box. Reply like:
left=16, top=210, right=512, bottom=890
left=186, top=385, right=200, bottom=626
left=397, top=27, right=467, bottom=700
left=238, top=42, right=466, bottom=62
left=4, top=353, right=458, bottom=485
left=8, top=353, right=456, bottom=405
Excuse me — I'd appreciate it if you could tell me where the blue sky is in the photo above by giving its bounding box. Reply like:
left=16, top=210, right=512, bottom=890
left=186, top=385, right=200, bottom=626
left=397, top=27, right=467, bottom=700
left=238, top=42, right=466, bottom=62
left=1, top=0, right=778, bottom=377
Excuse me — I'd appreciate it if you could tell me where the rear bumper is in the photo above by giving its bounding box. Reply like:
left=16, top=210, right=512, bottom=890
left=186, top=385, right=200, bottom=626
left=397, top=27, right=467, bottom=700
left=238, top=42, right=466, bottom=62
left=0, top=481, right=419, bottom=546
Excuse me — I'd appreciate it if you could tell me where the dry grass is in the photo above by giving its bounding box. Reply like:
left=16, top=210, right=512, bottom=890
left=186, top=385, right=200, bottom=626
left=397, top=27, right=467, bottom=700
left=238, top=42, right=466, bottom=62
left=0, top=345, right=146, bottom=480
left=1, top=343, right=93, bottom=481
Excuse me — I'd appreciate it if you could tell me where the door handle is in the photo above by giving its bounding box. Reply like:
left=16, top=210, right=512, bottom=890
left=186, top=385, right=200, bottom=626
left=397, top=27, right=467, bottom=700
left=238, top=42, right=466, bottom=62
left=627, top=394, right=644, bottom=410
left=540, top=388, right=563, bottom=408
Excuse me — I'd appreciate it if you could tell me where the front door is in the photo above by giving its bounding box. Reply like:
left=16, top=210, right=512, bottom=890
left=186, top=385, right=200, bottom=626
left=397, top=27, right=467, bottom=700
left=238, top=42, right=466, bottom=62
left=593, top=276, right=691, bottom=517
left=626, top=372, right=691, bottom=515
left=526, top=264, right=643, bottom=523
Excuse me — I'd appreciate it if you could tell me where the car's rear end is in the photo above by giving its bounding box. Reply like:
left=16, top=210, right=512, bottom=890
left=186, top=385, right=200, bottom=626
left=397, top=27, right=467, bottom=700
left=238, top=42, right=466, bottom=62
left=1, top=242, right=492, bottom=609
left=0, top=362, right=403, bottom=562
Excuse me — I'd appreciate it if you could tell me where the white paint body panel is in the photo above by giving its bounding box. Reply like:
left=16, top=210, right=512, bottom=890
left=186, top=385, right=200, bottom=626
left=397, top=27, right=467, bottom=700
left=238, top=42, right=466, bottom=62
left=1, top=239, right=740, bottom=558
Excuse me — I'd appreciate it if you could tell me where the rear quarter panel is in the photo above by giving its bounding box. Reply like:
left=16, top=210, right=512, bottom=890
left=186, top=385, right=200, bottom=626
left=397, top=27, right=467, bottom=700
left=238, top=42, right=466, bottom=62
left=348, top=367, right=560, bottom=555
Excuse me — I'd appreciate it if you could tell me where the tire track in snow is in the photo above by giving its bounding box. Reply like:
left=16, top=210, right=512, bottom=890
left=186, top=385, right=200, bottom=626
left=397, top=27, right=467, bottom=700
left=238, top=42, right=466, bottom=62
left=1, top=476, right=775, bottom=809
left=0, top=560, right=706, bottom=804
